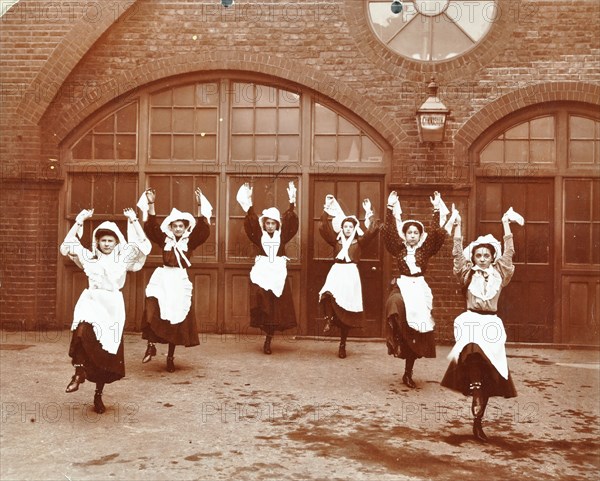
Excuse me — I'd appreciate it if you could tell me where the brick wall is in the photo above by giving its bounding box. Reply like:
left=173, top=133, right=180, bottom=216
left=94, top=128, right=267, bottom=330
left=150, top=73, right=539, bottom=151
left=1, top=0, right=599, bottom=336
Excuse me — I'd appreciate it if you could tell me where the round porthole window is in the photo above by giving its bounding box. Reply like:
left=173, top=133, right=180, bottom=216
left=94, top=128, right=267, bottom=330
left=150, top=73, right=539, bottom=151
left=367, top=0, right=498, bottom=62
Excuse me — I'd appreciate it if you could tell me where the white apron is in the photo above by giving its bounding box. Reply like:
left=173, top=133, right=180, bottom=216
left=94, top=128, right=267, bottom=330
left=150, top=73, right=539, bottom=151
left=146, top=266, right=193, bottom=324
left=250, top=255, right=288, bottom=298
left=447, top=311, right=509, bottom=379
left=396, top=276, right=434, bottom=333
left=319, top=263, right=363, bottom=312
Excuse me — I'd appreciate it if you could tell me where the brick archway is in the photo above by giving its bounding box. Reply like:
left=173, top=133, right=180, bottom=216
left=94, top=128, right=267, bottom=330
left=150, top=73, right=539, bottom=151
left=42, top=52, right=406, bottom=150
left=454, top=81, right=600, bottom=159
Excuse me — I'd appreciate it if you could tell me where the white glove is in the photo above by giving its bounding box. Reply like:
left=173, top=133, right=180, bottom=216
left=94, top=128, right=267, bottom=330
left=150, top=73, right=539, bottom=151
left=236, top=183, right=253, bottom=213
left=287, top=181, right=297, bottom=205
left=362, top=198, right=373, bottom=216
left=123, top=208, right=137, bottom=222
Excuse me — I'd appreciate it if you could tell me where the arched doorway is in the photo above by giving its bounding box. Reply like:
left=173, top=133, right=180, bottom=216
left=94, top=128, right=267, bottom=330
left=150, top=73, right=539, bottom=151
left=57, top=75, right=391, bottom=337
left=471, top=102, right=600, bottom=345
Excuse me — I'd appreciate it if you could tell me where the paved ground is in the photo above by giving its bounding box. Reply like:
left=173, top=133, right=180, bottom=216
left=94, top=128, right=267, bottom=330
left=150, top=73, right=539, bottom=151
left=1, top=329, right=599, bottom=481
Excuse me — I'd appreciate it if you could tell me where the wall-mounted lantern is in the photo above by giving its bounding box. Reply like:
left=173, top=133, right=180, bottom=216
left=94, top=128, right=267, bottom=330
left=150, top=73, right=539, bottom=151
left=416, top=78, right=450, bottom=143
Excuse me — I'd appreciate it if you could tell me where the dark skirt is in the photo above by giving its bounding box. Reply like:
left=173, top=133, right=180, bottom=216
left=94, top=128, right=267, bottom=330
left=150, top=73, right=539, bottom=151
left=441, top=343, right=517, bottom=398
left=385, top=286, right=436, bottom=359
left=69, top=322, right=124, bottom=384
left=141, top=297, right=200, bottom=347
left=250, top=279, right=297, bottom=333
left=320, top=292, right=364, bottom=329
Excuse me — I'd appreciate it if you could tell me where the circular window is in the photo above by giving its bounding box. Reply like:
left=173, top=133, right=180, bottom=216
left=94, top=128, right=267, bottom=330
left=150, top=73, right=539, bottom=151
left=367, top=0, right=498, bottom=62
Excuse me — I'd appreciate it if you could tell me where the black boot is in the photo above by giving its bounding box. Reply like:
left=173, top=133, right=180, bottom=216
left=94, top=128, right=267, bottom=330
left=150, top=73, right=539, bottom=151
left=65, top=364, right=86, bottom=393
left=402, top=370, right=416, bottom=388
left=338, top=341, right=346, bottom=359
left=263, top=336, right=272, bottom=355
left=166, top=356, right=175, bottom=372
left=142, top=343, right=157, bottom=363
left=473, top=417, right=488, bottom=442
left=93, top=389, right=106, bottom=414
left=470, top=383, right=489, bottom=442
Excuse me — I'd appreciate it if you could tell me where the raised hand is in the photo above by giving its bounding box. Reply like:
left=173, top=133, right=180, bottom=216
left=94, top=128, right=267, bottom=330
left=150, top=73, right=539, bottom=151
left=287, top=181, right=297, bottom=204
left=75, top=209, right=93, bottom=224
left=387, top=191, right=398, bottom=207
left=145, top=188, right=156, bottom=203
left=430, top=191, right=441, bottom=207
left=123, top=208, right=137, bottom=222
left=324, top=194, right=335, bottom=209
left=195, top=187, right=203, bottom=206
left=362, top=198, right=372, bottom=213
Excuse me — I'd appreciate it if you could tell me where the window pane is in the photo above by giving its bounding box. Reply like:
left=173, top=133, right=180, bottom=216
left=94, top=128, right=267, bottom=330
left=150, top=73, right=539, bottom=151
left=151, top=89, right=172, bottom=106
left=480, top=139, right=503, bottom=163
left=231, top=108, right=254, bottom=133
left=362, top=136, right=383, bottom=162
left=173, top=85, right=195, bottom=106
left=530, top=140, right=555, bottom=163
left=530, top=117, right=554, bottom=139
left=151, top=108, right=172, bottom=133
left=278, top=108, right=299, bottom=134
left=150, top=135, right=171, bottom=159
left=570, top=116, right=596, bottom=139
left=338, top=136, right=360, bottom=161
left=116, top=135, right=136, bottom=160
left=593, top=181, right=600, bottom=221
left=255, top=86, right=277, bottom=107
left=116, top=103, right=137, bottom=132
left=72, top=134, right=92, bottom=159
left=94, top=116, right=114, bottom=133
left=173, top=136, right=194, bottom=160
left=505, top=122, right=528, bottom=139
left=431, top=17, right=473, bottom=61
left=195, top=135, right=216, bottom=161
left=480, top=183, right=502, bottom=220
left=173, top=109, right=195, bottom=133
left=172, top=176, right=195, bottom=212
left=278, top=136, right=299, bottom=162
left=70, top=175, right=93, bottom=213
left=314, top=136, right=337, bottom=162
left=338, top=117, right=359, bottom=134
left=279, top=90, right=299, bottom=107
left=196, top=109, right=217, bottom=133
left=94, top=134, right=114, bottom=159
left=565, top=180, right=590, bottom=221
left=197, top=83, right=219, bottom=106
left=234, top=83, right=254, bottom=107
left=389, top=12, right=430, bottom=60
left=526, top=224, right=549, bottom=263
left=314, top=104, right=337, bottom=134
left=255, top=109, right=277, bottom=133
left=255, top=136, right=277, bottom=161
left=93, top=176, right=114, bottom=214
left=570, top=140, right=594, bottom=165
left=228, top=218, right=253, bottom=260
left=231, top=135, right=253, bottom=161
left=505, top=140, right=528, bottom=163
left=115, top=174, right=138, bottom=211
left=368, top=2, right=414, bottom=44
left=564, top=223, right=591, bottom=264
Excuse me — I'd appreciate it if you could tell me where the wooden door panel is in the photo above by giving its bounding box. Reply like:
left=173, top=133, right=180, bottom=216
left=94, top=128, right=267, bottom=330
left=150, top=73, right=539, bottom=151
left=193, top=269, right=218, bottom=333
left=308, top=176, right=384, bottom=338
left=562, top=276, right=600, bottom=345
left=477, top=179, right=554, bottom=342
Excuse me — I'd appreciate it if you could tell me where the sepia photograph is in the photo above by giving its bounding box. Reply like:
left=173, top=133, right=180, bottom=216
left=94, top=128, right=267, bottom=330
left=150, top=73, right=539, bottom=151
left=1, top=1, right=598, bottom=480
